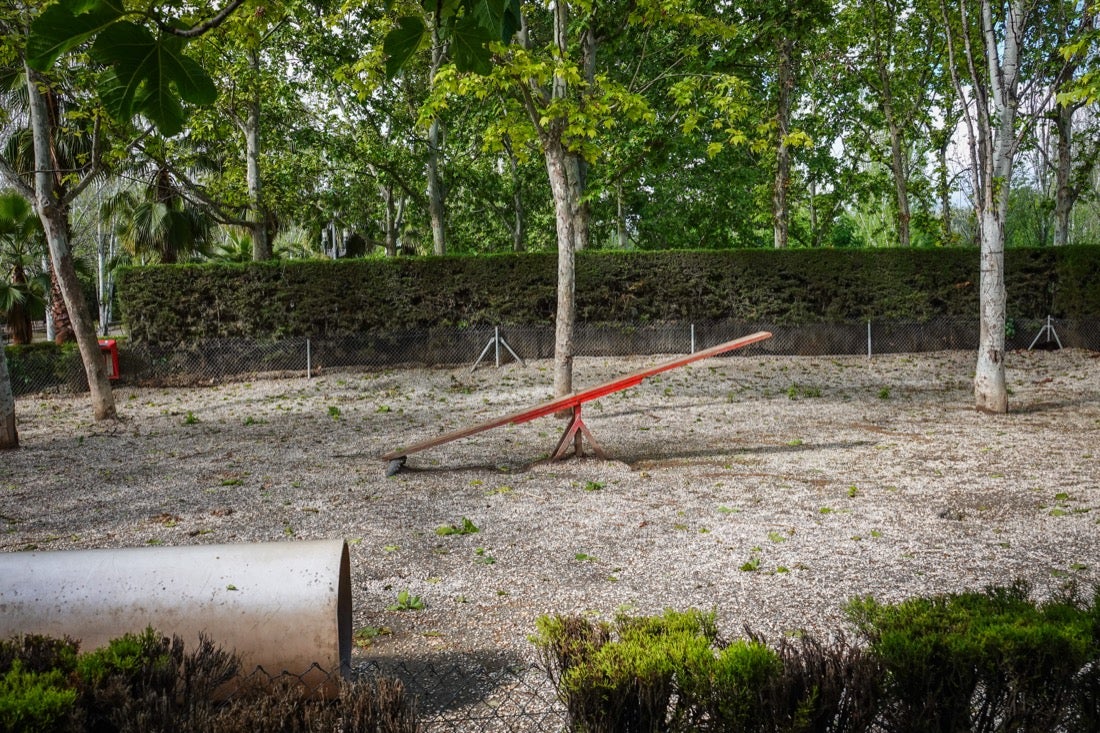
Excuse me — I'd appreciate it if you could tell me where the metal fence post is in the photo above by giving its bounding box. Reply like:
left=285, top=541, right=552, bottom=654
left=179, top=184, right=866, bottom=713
left=690, top=323, right=696, bottom=354
left=306, top=338, right=312, bottom=379
left=867, top=320, right=872, bottom=359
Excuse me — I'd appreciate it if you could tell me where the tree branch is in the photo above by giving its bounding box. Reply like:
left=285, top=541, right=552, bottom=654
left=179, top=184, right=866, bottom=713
left=158, top=0, right=248, bottom=38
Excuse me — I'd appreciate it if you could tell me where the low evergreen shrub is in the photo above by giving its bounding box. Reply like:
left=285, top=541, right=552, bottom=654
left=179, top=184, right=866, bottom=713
left=537, top=584, right=1100, bottom=733
left=847, top=581, right=1100, bottom=733
left=0, top=629, right=418, bottom=733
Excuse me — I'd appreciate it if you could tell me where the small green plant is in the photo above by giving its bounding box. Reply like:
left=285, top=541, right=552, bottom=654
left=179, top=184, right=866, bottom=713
left=327, top=405, right=341, bottom=420
left=787, top=384, right=822, bottom=400
left=583, top=480, right=604, bottom=492
left=375, top=404, right=392, bottom=413
left=848, top=485, right=859, bottom=498
left=387, top=590, right=425, bottom=611
left=474, top=547, right=496, bottom=565
left=740, top=555, right=761, bottom=572
left=767, top=531, right=787, bottom=543
left=352, top=626, right=391, bottom=648
left=877, top=387, right=891, bottom=400
left=183, top=411, right=199, bottom=425
left=436, top=517, right=479, bottom=536
left=574, top=553, right=598, bottom=563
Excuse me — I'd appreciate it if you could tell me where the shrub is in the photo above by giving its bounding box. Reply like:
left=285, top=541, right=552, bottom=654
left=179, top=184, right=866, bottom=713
left=533, top=609, right=787, bottom=732
left=0, top=629, right=418, bottom=733
left=0, top=660, right=80, bottom=733
left=847, top=581, right=1099, bottom=733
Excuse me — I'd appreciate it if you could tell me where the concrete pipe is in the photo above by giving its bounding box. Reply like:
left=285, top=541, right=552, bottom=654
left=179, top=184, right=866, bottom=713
left=0, top=539, right=351, bottom=697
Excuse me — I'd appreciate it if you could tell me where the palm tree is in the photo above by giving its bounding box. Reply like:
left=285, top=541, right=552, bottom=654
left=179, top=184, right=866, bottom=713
left=0, top=190, right=48, bottom=344
left=102, top=169, right=215, bottom=265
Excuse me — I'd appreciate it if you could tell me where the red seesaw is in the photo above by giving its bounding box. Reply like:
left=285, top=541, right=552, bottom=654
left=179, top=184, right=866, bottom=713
left=380, top=331, right=772, bottom=475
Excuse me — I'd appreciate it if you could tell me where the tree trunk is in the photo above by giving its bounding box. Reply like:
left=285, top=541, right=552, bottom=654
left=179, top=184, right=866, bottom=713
left=244, top=50, right=270, bottom=261
left=934, top=127, right=953, bottom=246
left=27, top=64, right=116, bottom=421
left=548, top=0, right=575, bottom=397
left=885, top=114, right=912, bottom=248
left=8, top=264, right=33, bottom=345
left=381, top=183, right=398, bottom=257
left=546, top=139, right=575, bottom=398
left=427, top=117, right=446, bottom=255
left=47, top=257, right=74, bottom=343
left=427, top=29, right=447, bottom=256
left=0, top=333, right=16, bottom=449
left=1053, top=101, right=1075, bottom=247
left=504, top=138, right=525, bottom=252
left=975, top=207, right=1007, bottom=413
left=970, top=0, right=1025, bottom=415
left=773, top=38, right=795, bottom=249
left=616, top=181, right=628, bottom=248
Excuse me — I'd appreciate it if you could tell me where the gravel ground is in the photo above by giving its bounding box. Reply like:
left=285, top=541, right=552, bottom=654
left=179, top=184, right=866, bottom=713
left=3, top=348, right=1099, bottom=676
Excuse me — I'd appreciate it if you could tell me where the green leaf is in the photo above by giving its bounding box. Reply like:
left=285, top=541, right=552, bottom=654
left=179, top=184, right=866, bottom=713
left=26, top=0, right=125, bottom=70
left=90, top=22, right=212, bottom=135
left=383, top=16, right=426, bottom=77
left=450, top=14, right=494, bottom=75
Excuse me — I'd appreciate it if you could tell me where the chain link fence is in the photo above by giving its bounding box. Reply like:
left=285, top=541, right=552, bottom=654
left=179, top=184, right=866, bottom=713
left=7, top=316, right=1100, bottom=396
left=359, top=658, right=567, bottom=732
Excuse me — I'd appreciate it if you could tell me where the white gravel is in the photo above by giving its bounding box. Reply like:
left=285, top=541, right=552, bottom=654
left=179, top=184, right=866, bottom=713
left=3, top=348, right=1099, bottom=670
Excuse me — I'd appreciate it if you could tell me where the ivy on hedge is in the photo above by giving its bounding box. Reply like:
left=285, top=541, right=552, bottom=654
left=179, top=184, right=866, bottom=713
left=115, top=247, right=1100, bottom=345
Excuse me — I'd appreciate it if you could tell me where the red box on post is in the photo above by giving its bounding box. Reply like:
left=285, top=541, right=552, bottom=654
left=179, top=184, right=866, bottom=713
left=98, top=339, right=119, bottom=380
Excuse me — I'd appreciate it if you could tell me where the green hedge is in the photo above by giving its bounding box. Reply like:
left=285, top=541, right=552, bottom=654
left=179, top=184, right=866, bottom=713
left=116, top=247, right=1100, bottom=345
left=535, top=583, right=1100, bottom=732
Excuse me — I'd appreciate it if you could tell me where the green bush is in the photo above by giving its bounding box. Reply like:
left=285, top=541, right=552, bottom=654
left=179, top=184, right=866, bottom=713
left=0, top=629, right=418, bottom=733
left=0, top=661, right=80, bottom=733
left=537, top=584, right=1100, bottom=733
left=846, top=581, right=1099, bottom=733
left=534, top=609, right=788, bottom=733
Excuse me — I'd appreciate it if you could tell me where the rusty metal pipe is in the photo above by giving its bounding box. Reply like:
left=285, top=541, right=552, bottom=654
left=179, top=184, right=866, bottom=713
left=0, top=539, right=351, bottom=696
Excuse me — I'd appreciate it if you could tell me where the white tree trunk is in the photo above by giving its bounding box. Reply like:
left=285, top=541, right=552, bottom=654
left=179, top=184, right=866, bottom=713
left=427, top=117, right=446, bottom=255
left=26, top=65, right=117, bottom=421
left=546, top=140, right=575, bottom=398
left=974, top=209, right=1007, bottom=412
left=970, top=0, right=1024, bottom=414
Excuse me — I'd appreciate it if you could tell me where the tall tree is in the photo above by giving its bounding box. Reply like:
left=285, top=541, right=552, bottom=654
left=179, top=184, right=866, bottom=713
left=940, top=0, right=1066, bottom=412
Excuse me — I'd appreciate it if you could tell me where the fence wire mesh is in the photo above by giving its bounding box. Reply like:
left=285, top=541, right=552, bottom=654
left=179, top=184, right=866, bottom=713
left=357, top=658, right=567, bottom=732
left=7, top=316, right=1100, bottom=396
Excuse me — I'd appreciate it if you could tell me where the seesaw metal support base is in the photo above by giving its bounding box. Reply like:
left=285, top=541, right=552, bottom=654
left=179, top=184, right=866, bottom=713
left=550, top=405, right=606, bottom=461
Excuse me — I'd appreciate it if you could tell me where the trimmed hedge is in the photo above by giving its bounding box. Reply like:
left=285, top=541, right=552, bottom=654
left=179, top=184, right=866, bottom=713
left=116, top=247, right=1100, bottom=345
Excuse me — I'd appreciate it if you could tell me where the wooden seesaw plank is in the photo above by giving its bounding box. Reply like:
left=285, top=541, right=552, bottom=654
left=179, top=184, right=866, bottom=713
left=380, top=330, right=772, bottom=473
